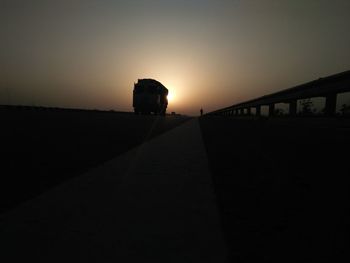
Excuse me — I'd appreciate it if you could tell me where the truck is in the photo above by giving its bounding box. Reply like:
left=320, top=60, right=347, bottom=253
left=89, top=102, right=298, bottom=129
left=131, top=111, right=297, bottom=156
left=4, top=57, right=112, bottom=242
left=132, top=79, right=168, bottom=115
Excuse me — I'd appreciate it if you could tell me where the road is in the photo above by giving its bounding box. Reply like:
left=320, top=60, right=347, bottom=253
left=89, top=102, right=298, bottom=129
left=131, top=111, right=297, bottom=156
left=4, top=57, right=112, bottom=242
left=1, top=119, right=228, bottom=263
left=1, top=112, right=349, bottom=262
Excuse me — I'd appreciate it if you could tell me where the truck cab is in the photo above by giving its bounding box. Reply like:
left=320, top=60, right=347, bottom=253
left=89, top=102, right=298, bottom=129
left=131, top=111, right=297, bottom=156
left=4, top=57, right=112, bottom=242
left=133, top=79, right=168, bottom=115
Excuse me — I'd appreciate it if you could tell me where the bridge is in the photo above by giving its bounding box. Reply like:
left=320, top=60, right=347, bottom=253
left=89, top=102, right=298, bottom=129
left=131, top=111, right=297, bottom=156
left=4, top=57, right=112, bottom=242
left=208, top=70, right=350, bottom=117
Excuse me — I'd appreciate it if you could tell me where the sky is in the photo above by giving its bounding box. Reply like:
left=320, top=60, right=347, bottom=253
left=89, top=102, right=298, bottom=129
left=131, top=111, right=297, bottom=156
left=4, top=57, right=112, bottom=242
left=1, top=0, right=350, bottom=115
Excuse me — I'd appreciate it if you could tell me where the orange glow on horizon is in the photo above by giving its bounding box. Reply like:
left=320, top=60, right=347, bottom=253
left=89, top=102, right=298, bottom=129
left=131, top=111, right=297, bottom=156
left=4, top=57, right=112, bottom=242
left=167, top=92, right=175, bottom=103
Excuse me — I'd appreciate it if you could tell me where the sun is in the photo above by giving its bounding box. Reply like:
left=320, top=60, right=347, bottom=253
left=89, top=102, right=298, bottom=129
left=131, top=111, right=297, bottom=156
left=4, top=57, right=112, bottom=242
left=167, top=92, right=175, bottom=103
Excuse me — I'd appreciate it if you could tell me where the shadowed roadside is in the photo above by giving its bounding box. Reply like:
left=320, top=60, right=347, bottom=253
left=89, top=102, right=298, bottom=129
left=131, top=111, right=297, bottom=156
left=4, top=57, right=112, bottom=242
left=0, top=106, right=190, bottom=213
left=199, top=116, right=350, bottom=263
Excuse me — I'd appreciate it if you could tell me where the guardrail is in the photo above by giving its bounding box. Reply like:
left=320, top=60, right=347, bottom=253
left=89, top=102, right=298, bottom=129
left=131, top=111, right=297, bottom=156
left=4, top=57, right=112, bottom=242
left=206, top=70, right=350, bottom=117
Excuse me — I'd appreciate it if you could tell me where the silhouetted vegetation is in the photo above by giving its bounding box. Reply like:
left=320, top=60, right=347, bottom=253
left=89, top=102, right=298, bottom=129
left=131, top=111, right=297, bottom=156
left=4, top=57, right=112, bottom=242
left=274, top=108, right=284, bottom=116
left=340, top=103, right=350, bottom=116
left=299, top=98, right=314, bottom=115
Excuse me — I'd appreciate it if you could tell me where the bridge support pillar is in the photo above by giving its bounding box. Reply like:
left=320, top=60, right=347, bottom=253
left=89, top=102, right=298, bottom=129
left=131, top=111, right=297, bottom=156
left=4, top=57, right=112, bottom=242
left=255, top=106, right=261, bottom=116
left=325, top=93, right=337, bottom=116
left=247, top=108, right=251, bottom=115
left=289, top=100, right=297, bottom=116
left=239, top=108, right=244, bottom=115
left=269, top=104, right=275, bottom=117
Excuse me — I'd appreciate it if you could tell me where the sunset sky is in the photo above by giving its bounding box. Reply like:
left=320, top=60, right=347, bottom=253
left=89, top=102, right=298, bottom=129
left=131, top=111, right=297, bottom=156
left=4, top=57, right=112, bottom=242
left=1, top=0, right=350, bottom=115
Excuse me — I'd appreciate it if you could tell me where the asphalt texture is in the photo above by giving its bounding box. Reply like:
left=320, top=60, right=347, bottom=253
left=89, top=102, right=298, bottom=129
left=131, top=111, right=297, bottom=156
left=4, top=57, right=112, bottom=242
left=199, top=116, right=350, bottom=263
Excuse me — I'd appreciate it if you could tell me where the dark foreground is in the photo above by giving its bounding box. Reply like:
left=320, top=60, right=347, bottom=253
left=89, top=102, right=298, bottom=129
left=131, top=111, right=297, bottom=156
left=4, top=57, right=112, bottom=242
left=199, top=116, right=350, bottom=263
left=0, top=106, right=190, bottom=213
left=2, top=107, right=349, bottom=262
left=0, top=119, right=227, bottom=263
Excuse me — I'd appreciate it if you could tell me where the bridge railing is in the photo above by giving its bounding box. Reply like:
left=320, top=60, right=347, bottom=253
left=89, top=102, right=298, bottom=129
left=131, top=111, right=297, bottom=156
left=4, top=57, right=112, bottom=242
left=206, top=70, right=350, bottom=117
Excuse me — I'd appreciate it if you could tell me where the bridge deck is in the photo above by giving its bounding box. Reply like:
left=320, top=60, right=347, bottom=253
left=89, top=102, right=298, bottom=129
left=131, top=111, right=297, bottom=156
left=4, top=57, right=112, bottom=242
left=0, top=119, right=228, bottom=262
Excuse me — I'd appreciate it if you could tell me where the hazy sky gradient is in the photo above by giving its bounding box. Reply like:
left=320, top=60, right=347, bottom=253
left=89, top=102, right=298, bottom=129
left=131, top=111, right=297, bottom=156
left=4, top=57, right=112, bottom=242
left=1, top=0, right=350, bottom=115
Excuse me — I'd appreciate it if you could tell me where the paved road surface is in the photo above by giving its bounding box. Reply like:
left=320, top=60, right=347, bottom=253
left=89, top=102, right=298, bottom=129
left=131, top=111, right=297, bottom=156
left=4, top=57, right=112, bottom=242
left=0, top=119, right=228, bottom=262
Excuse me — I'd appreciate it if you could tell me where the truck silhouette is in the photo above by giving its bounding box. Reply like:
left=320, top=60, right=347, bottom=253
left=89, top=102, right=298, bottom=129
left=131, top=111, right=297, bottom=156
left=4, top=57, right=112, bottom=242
left=133, top=79, right=168, bottom=115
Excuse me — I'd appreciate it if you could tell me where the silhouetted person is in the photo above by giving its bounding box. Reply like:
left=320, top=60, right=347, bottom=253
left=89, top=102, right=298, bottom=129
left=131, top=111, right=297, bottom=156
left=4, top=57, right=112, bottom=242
left=200, top=108, right=203, bottom=116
